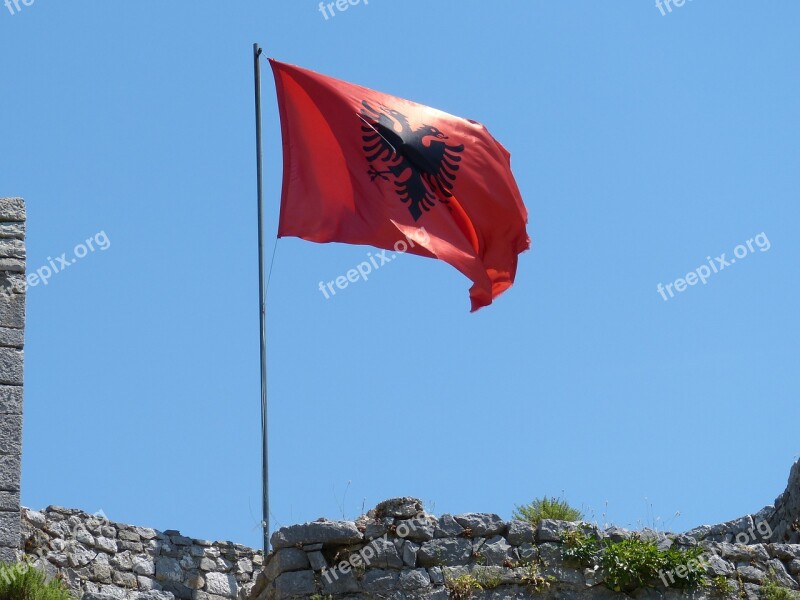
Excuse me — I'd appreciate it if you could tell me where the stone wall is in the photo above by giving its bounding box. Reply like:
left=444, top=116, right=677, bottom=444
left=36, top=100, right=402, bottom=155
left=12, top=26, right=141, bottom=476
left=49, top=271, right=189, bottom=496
left=21, top=506, right=264, bottom=600
left=254, top=496, right=800, bottom=600
left=0, top=197, right=26, bottom=564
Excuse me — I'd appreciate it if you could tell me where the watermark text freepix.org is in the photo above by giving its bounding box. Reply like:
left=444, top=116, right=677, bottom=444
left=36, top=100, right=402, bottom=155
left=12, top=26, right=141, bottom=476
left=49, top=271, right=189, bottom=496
left=655, top=0, right=694, bottom=16
left=318, top=228, right=429, bottom=300
left=318, top=0, right=368, bottom=21
left=0, top=230, right=111, bottom=297
left=322, top=513, right=426, bottom=584
left=659, top=519, right=772, bottom=587
left=4, top=0, right=35, bottom=16
left=657, top=232, right=770, bottom=302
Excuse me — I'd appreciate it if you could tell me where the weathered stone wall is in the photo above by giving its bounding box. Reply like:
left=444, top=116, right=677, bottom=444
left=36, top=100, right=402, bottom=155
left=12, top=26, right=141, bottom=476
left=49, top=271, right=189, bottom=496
left=14, top=459, right=800, bottom=600
left=21, top=507, right=264, bottom=600
left=0, top=197, right=26, bottom=564
left=254, top=497, right=800, bottom=600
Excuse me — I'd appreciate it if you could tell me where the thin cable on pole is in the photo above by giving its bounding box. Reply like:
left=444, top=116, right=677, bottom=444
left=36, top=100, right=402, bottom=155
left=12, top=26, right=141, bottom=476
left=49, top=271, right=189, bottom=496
left=253, top=42, right=270, bottom=556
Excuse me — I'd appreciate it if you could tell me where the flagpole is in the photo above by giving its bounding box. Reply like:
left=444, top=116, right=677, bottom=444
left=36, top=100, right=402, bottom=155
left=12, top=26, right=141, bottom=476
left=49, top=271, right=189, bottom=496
left=253, top=42, right=270, bottom=555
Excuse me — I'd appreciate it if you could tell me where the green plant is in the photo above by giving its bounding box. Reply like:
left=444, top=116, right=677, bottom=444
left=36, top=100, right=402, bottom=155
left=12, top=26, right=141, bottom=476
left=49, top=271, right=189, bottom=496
left=309, top=595, right=333, bottom=600
left=660, top=546, right=706, bottom=589
left=760, top=569, right=798, bottom=600
left=600, top=536, right=704, bottom=592
left=520, top=560, right=554, bottom=593
left=0, top=562, right=73, bottom=600
left=513, top=497, right=583, bottom=525
left=473, top=567, right=502, bottom=590
left=711, top=575, right=734, bottom=598
left=445, top=574, right=482, bottom=600
left=561, top=529, right=600, bottom=567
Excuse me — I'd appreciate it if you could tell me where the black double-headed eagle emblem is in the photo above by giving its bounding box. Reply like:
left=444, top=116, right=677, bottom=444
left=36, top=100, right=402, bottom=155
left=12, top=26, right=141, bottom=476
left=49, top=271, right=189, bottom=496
left=360, top=100, right=464, bottom=222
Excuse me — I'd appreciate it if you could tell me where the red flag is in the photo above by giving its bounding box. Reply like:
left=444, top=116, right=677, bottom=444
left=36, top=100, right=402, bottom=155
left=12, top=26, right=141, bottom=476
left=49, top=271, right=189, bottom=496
left=270, top=59, right=530, bottom=311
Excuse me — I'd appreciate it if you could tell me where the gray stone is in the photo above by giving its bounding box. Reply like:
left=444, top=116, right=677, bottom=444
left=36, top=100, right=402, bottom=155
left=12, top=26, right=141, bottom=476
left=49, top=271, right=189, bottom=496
left=418, top=538, right=472, bottom=567
left=0, top=223, right=25, bottom=239
left=537, top=519, right=574, bottom=543
left=400, top=568, right=431, bottom=590
left=307, top=550, right=326, bottom=571
left=788, top=559, right=800, bottom=576
left=170, top=535, right=193, bottom=546
left=506, top=520, right=535, bottom=546
left=454, top=513, right=506, bottom=537
left=434, top=514, right=465, bottom=538
left=0, top=414, right=22, bottom=455
left=161, top=581, right=192, bottom=600
left=137, top=576, right=161, bottom=591
left=478, top=536, right=518, bottom=566
left=0, top=260, right=24, bottom=273
left=704, top=553, right=734, bottom=577
left=134, top=527, right=158, bottom=540
left=361, top=569, right=399, bottom=592
left=113, top=570, right=139, bottom=588
left=365, top=536, right=403, bottom=569
left=0, top=385, right=22, bottom=414
left=204, top=572, right=237, bottom=598
left=0, top=199, right=25, bottom=223
left=0, top=510, right=20, bottom=547
left=302, top=543, right=323, bottom=552
left=769, top=544, right=800, bottom=561
left=185, top=572, right=206, bottom=590
left=320, top=569, right=359, bottom=595
left=0, top=327, right=24, bottom=349
left=0, top=454, right=20, bottom=492
left=95, top=536, right=118, bottom=553
left=0, top=292, right=24, bottom=329
left=133, top=557, right=157, bottom=576
left=428, top=566, right=444, bottom=586
left=0, top=546, right=16, bottom=563
left=737, top=565, right=767, bottom=583
left=603, top=526, right=632, bottom=542
left=270, top=519, right=362, bottom=549
left=403, top=540, right=420, bottom=567
left=0, top=240, right=24, bottom=259
left=767, top=558, right=798, bottom=589
left=364, top=517, right=393, bottom=540
left=517, top=543, right=538, bottom=563
left=399, top=517, right=435, bottom=542
left=155, top=557, right=183, bottom=583
left=264, top=548, right=309, bottom=580
left=375, top=497, right=424, bottom=519
left=0, top=491, right=19, bottom=511
left=0, top=349, right=23, bottom=385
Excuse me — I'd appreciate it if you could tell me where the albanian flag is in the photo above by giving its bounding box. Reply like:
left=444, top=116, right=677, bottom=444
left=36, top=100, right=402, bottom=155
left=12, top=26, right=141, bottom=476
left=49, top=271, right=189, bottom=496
left=270, top=59, right=530, bottom=311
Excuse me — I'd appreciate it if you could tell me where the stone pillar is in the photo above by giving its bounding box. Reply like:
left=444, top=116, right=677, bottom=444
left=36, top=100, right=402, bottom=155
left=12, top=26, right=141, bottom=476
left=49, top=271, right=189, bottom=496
left=0, top=197, right=25, bottom=564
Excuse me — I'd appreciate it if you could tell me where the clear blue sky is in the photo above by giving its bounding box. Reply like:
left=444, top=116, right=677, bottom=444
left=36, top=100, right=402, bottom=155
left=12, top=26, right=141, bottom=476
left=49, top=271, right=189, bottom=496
left=2, top=1, right=798, bottom=548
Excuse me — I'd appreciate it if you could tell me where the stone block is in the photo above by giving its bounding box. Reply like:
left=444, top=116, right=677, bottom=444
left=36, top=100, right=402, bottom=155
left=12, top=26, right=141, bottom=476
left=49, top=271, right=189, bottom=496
left=0, top=223, right=24, bottom=240
left=454, top=513, right=507, bottom=537
left=0, top=386, right=22, bottom=415
left=0, top=293, right=24, bottom=329
left=0, top=200, right=25, bottom=223
left=0, top=510, right=20, bottom=547
left=270, top=519, right=362, bottom=550
left=0, top=454, right=21, bottom=491
left=506, top=520, right=535, bottom=546
left=272, top=570, right=315, bottom=600
left=0, top=329, right=23, bottom=349
left=0, top=349, right=23, bottom=386
left=264, top=547, right=310, bottom=580
left=0, top=491, right=19, bottom=511
left=417, top=538, right=472, bottom=567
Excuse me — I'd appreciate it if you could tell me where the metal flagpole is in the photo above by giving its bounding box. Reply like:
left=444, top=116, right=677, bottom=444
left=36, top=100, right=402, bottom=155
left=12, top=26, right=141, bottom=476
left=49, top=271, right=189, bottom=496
left=253, top=42, right=270, bottom=555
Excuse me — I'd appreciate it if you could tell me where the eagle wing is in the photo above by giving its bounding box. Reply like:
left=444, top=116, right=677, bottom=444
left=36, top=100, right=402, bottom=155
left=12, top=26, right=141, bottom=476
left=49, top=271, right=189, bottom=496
left=419, top=137, right=464, bottom=204
left=360, top=100, right=406, bottom=166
